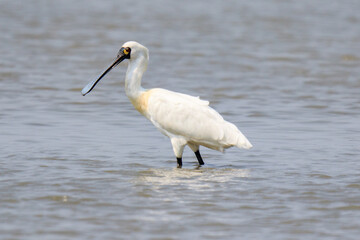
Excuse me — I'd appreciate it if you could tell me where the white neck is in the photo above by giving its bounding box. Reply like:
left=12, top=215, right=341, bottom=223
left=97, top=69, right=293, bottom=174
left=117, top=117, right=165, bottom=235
left=125, top=54, right=148, bottom=100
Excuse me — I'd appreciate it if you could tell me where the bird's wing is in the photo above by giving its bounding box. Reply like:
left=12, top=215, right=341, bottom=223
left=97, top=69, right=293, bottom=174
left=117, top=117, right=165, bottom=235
left=147, top=88, right=230, bottom=147
left=172, top=91, right=210, bottom=106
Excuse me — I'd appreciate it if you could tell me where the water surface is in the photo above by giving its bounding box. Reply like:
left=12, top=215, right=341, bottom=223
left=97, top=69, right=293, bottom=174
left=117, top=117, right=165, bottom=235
left=1, top=0, right=360, bottom=239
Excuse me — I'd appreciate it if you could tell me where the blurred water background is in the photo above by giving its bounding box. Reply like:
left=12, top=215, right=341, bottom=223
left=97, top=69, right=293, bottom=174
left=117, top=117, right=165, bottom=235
left=1, top=0, right=360, bottom=239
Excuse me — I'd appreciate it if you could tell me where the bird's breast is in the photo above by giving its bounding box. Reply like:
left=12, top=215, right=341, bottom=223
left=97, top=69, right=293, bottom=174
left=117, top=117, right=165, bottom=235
left=130, top=89, right=154, bottom=117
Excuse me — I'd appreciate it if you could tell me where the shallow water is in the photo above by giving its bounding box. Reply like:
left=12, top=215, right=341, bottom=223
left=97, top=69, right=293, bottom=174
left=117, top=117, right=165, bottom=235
left=1, top=0, right=360, bottom=239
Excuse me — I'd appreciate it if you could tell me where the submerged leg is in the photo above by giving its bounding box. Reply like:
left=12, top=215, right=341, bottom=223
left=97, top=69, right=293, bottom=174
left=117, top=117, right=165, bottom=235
left=188, top=143, right=205, bottom=166
left=177, top=157, right=182, bottom=168
left=170, top=138, right=186, bottom=168
left=195, top=150, right=205, bottom=165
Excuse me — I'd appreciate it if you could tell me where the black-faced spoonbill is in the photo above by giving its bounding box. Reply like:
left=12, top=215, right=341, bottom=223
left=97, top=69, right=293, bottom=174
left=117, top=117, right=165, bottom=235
left=82, top=41, right=252, bottom=168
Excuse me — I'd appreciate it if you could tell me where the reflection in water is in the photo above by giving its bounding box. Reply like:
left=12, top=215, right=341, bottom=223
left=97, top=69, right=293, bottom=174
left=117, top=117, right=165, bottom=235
left=136, top=167, right=251, bottom=188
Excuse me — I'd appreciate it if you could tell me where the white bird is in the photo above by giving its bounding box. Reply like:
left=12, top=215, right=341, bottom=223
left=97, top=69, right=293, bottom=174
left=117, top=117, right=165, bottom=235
left=82, top=41, right=252, bottom=167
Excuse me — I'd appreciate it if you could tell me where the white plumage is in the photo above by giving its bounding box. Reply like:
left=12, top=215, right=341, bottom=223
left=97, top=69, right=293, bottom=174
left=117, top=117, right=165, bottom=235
left=82, top=41, right=252, bottom=167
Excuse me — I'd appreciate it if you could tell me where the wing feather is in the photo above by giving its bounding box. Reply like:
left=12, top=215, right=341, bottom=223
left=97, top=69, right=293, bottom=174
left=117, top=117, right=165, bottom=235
left=147, top=89, right=229, bottom=148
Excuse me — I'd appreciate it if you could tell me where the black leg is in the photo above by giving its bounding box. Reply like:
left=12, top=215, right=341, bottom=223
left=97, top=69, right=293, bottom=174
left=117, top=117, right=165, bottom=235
left=177, top=157, right=182, bottom=168
left=195, top=150, right=205, bottom=165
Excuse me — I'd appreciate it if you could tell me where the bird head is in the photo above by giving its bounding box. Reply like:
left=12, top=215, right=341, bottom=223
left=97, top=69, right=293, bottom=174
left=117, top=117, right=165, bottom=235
left=81, top=41, right=148, bottom=96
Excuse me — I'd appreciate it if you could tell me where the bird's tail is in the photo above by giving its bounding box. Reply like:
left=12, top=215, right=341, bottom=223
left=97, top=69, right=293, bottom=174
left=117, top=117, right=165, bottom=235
left=221, top=121, right=253, bottom=150
left=236, top=132, right=253, bottom=149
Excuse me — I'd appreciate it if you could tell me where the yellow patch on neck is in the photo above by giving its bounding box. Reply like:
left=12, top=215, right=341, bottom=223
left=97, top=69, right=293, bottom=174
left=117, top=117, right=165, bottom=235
left=130, top=90, right=153, bottom=116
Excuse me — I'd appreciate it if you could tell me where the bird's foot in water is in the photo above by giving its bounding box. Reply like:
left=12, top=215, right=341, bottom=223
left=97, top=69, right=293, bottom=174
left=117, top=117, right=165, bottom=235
left=195, top=150, right=205, bottom=165
left=177, top=158, right=182, bottom=168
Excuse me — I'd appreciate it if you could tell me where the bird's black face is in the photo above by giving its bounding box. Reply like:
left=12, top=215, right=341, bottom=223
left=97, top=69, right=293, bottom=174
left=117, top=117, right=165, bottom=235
left=119, top=47, right=131, bottom=59
left=81, top=46, right=131, bottom=96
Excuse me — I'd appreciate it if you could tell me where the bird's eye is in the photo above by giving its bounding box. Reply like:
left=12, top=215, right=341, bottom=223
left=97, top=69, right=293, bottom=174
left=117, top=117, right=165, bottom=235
left=123, top=47, right=131, bottom=55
